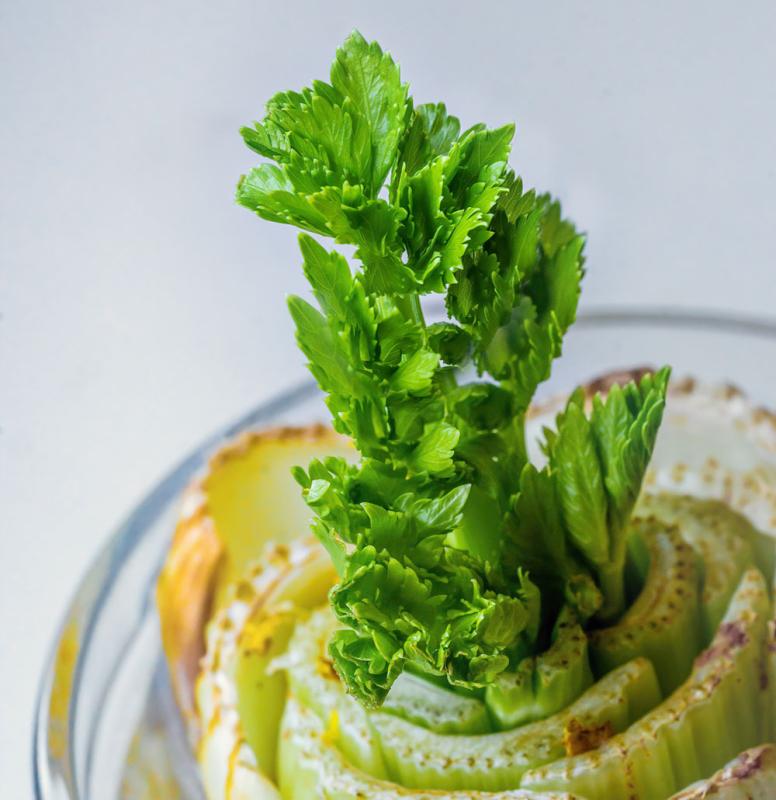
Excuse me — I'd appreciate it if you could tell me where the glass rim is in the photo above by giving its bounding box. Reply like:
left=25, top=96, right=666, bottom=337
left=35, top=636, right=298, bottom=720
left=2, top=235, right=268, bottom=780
left=32, top=304, right=776, bottom=800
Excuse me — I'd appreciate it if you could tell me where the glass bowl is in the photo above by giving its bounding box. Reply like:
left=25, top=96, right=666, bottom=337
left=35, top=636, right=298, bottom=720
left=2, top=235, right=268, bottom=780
left=33, top=308, right=776, bottom=800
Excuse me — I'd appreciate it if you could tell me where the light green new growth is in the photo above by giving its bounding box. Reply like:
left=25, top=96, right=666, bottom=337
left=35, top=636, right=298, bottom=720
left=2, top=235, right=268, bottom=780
left=237, top=31, right=669, bottom=707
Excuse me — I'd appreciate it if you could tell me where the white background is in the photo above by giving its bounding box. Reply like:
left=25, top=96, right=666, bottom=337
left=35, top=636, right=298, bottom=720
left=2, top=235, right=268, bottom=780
left=3, top=0, right=776, bottom=794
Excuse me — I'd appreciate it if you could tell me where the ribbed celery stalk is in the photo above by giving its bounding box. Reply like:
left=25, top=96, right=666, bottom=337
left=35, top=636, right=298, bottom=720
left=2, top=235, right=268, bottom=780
left=485, top=607, right=593, bottom=730
left=370, top=660, right=660, bottom=791
left=669, top=745, right=776, bottom=799
left=381, top=672, right=491, bottom=735
left=588, top=520, right=702, bottom=694
left=636, top=494, right=756, bottom=640
left=520, top=569, right=770, bottom=798
left=277, top=698, right=586, bottom=800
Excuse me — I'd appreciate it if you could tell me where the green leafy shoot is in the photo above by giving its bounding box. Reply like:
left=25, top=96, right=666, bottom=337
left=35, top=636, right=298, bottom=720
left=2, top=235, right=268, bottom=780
left=237, top=31, right=670, bottom=706
left=544, top=368, right=671, bottom=619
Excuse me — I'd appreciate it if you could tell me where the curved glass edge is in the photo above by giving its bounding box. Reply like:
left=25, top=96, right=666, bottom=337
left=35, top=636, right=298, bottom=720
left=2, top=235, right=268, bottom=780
left=574, top=305, right=776, bottom=339
left=32, top=381, right=320, bottom=800
left=32, top=306, right=776, bottom=799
